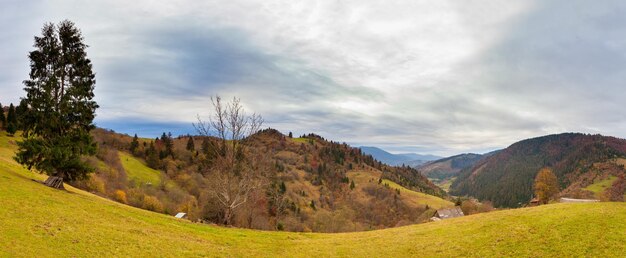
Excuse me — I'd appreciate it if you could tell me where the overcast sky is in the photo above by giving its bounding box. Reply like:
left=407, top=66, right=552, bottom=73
left=2, top=0, right=626, bottom=156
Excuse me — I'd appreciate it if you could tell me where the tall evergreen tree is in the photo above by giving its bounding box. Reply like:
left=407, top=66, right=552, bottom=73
left=186, top=136, right=195, bottom=151
left=159, top=132, right=174, bottom=159
left=6, top=104, right=17, bottom=135
left=6, top=103, right=16, bottom=123
left=145, top=141, right=160, bottom=169
left=129, top=134, right=139, bottom=154
left=15, top=20, right=98, bottom=189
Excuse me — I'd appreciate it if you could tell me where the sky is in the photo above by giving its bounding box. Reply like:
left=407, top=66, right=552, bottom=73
left=2, top=0, right=626, bottom=156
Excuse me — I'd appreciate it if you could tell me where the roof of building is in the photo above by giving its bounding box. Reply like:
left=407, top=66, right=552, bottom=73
left=174, top=212, right=187, bottom=219
left=559, top=197, right=600, bottom=203
left=434, top=207, right=464, bottom=219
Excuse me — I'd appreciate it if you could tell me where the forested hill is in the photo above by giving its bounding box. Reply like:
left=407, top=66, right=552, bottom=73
left=83, top=128, right=447, bottom=232
left=418, top=153, right=484, bottom=180
left=450, top=133, right=626, bottom=207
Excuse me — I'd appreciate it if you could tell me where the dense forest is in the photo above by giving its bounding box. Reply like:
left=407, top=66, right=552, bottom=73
left=450, top=133, right=626, bottom=207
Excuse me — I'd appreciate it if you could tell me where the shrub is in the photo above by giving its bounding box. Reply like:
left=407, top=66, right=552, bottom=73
left=87, top=175, right=106, bottom=194
left=114, top=190, right=128, bottom=204
left=143, top=195, right=164, bottom=212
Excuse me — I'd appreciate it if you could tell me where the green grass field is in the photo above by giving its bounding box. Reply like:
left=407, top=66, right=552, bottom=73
left=347, top=170, right=453, bottom=210
left=291, top=137, right=309, bottom=144
left=381, top=179, right=453, bottom=209
left=1, top=132, right=626, bottom=257
left=118, top=151, right=161, bottom=185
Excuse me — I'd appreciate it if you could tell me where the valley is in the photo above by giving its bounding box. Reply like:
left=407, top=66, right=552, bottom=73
left=1, top=148, right=624, bottom=256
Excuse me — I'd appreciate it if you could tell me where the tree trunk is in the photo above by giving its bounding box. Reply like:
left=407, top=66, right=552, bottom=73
left=223, top=207, right=232, bottom=225
left=44, top=176, right=65, bottom=189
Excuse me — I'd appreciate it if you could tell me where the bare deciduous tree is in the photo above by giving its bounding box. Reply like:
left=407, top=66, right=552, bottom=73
left=194, top=96, right=264, bottom=225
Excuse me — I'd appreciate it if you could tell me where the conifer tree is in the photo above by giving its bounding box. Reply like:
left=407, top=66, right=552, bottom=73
left=160, top=132, right=174, bottom=159
left=129, top=134, right=139, bottom=154
left=15, top=20, right=98, bottom=189
left=146, top=142, right=160, bottom=169
left=186, top=136, right=195, bottom=151
left=6, top=103, right=17, bottom=135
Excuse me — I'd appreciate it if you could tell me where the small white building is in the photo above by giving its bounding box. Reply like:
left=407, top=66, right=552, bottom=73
left=430, top=207, right=464, bottom=221
left=175, top=212, right=188, bottom=219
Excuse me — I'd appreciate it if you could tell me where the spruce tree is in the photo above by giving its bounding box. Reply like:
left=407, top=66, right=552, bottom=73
left=6, top=103, right=17, bottom=136
left=129, top=134, right=139, bottom=154
left=160, top=132, right=174, bottom=159
left=6, top=103, right=16, bottom=134
left=15, top=20, right=98, bottom=189
left=186, top=136, right=195, bottom=151
left=146, top=142, right=160, bottom=169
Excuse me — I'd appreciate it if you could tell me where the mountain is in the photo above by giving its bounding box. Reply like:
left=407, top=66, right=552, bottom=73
left=359, top=146, right=441, bottom=167
left=81, top=129, right=448, bottom=232
left=2, top=153, right=625, bottom=256
left=450, top=133, right=626, bottom=207
left=419, top=153, right=484, bottom=180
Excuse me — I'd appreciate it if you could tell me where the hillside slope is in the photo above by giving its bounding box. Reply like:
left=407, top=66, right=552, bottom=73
left=450, top=133, right=626, bottom=207
left=1, top=159, right=625, bottom=257
left=8, top=130, right=448, bottom=232
left=419, top=153, right=484, bottom=179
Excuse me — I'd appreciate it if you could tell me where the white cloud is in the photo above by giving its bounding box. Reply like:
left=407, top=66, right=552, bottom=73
left=2, top=0, right=626, bottom=156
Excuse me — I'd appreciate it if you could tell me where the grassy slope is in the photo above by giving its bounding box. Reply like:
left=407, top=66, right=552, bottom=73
left=1, top=132, right=626, bottom=257
left=381, top=179, right=453, bottom=209
left=347, top=170, right=453, bottom=210
left=118, top=151, right=161, bottom=185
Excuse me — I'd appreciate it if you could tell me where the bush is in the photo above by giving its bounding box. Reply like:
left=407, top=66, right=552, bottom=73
left=460, top=200, right=478, bottom=215
left=114, top=190, right=128, bottom=204
left=86, top=175, right=106, bottom=194
left=143, top=195, right=164, bottom=212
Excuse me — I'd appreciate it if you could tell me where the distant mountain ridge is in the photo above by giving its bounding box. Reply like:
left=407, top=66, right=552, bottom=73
left=418, top=153, right=484, bottom=180
left=359, top=146, right=442, bottom=167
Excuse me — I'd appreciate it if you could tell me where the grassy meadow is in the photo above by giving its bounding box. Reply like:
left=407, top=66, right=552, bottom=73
left=118, top=151, right=161, bottom=185
left=1, top=132, right=625, bottom=257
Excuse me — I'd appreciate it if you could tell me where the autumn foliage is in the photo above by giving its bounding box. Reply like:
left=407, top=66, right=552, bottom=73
left=606, top=174, right=625, bottom=202
left=534, top=168, right=559, bottom=204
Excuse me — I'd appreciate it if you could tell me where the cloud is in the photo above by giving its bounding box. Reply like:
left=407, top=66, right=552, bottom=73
left=1, top=0, right=626, bottom=156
